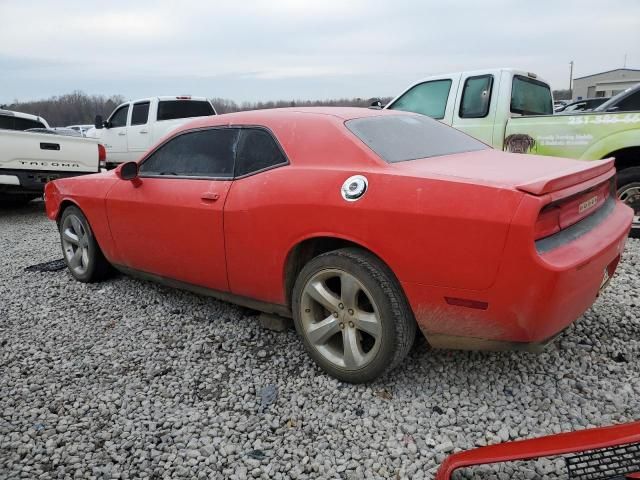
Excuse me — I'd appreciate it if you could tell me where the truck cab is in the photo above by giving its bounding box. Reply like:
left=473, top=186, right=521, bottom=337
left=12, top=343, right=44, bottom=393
left=89, top=96, right=216, bottom=167
left=385, top=68, right=554, bottom=148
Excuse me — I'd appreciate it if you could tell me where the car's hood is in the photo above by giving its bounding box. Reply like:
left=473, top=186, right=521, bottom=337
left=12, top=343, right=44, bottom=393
left=391, top=149, right=614, bottom=195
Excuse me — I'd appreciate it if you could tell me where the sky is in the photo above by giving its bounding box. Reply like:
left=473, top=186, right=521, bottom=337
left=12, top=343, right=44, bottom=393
left=1, top=0, right=639, bottom=104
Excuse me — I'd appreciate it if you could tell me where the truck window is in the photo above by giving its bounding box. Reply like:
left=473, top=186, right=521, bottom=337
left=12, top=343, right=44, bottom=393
left=0, top=116, right=46, bottom=130
left=131, top=102, right=150, bottom=126
left=156, top=100, right=214, bottom=121
left=388, top=79, right=452, bottom=119
left=345, top=114, right=488, bottom=163
left=510, top=75, right=553, bottom=116
left=459, top=75, right=493, bottom=118
left=109, top=105, right=129, bottom=128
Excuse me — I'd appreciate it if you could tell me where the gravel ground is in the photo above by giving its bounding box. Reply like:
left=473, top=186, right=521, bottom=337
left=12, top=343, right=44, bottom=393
left=1, top=201, right=639, bottom=480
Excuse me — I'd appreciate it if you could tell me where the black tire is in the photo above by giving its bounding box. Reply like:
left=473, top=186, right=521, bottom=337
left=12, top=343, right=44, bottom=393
left=292, top=247, right=416, bottom=383
left=59, top=206, right=112, bottom=282
left=617, top=167, right=640, bottom=238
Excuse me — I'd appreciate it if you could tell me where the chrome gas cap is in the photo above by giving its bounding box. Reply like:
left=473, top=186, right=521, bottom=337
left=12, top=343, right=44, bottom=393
left=341, top=175, right=368, bottom=202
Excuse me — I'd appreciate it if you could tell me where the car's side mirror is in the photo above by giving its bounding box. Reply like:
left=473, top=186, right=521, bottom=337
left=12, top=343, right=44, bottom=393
left=117, top=161, right=139, bottom=181
left=94, top=115, right=103, bottom=129
left=369, top=99, right=384, bottom=109
left=607, top=106, right=620, bottom=112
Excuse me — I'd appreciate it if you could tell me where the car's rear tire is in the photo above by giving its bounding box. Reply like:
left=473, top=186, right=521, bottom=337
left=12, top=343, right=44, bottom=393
left=617, top=167, right=640, bottom=237
left=59, top=206, right=112, bottom=282
left=292, top=247, right=416, bottom=383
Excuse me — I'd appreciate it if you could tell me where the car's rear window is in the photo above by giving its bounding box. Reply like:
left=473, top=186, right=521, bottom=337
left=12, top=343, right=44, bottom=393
left=156, top=100, right=215, bottom=121
left=345, top=114, right=488, bottom=163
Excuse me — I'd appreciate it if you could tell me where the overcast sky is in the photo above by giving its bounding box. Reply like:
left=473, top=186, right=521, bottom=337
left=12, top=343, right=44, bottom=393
left=1, top=0, right=639, bottom=104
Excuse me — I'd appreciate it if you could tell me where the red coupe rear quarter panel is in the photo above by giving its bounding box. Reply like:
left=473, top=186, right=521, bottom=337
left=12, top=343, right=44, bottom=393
left=223, top=111, right=522, bottom=305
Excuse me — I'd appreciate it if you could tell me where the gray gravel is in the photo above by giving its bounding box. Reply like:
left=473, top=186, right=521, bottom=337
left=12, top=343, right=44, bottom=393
left=1, top=201, right=639, bottom=479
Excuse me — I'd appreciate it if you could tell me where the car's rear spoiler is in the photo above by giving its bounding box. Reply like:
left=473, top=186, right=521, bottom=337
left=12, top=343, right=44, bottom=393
left=436, top=421, right=640, bottom=479
left=516, top=158, right=615, bottom=195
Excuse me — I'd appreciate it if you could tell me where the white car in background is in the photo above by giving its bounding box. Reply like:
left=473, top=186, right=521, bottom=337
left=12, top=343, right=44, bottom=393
left=65, top=124, right=94, bottom=136
left=87, top=96, right=216, bottom=167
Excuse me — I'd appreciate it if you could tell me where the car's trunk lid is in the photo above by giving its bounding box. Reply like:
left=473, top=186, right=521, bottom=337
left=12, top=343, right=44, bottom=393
left=392, top=149, right=614, bottom=195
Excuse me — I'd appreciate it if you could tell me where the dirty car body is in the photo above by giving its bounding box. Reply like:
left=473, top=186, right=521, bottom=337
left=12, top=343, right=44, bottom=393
left=44, top=107, right=633, bottom=381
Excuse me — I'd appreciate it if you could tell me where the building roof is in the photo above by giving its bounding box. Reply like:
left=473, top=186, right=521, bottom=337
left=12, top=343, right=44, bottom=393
left=574, top=68, right=640, bottom=80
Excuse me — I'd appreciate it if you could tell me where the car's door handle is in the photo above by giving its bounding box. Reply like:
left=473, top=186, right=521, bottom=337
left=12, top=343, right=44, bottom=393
left=201, top=192, right=220, bottom=201
left=139, top=130, right=148, bottom=134
left=118, top=132, right=126, bottom=136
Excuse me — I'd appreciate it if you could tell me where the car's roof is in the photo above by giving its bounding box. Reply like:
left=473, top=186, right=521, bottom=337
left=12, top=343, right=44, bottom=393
left=179, top=106, right=400, bottom=131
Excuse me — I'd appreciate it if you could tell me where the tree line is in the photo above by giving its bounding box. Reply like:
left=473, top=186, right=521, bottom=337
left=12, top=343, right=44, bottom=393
left=2, top=91, right=392, bottom=127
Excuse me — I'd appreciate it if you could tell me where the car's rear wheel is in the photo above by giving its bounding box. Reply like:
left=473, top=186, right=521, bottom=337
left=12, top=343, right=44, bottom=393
left=59, top=206, right=112, bottom=282
left=292, top=248, right=416, bottom=383
left=617, top=167, right=640, bottom=237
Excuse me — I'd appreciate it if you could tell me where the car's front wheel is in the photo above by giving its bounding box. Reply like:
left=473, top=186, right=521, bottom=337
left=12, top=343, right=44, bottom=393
left=292, top=248, right=416, bottom=383
left=59, top=206, right=112, bottom=282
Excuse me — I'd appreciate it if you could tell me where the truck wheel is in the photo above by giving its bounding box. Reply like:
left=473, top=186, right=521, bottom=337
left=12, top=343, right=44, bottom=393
left=617, top=167, right=640, bottom=237
left=59, top=206, right=112, bottom=282
left=292, top=247, right=416, bottom=383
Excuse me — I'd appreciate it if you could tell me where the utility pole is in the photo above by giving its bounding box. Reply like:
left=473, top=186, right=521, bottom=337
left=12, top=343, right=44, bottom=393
left=624, top=53, right=627, bottom=68
left=569, top=61, right=574, bottom=99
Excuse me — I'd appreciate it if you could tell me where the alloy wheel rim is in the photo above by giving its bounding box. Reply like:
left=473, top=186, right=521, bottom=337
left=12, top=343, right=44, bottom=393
left=61, top=215, right=90, bottom=275
left=300, top=269, right=382, bottom=370
left=618, top=184, right=640, bottom=228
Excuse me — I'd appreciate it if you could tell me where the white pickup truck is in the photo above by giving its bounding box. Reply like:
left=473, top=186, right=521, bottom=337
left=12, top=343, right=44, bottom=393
left=88, top=96, right=216, bottom=167
left=0, top=109, right=104, bottom=206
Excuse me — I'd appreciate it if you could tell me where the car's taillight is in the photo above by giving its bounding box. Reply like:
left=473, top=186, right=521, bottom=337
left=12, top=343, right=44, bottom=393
left=534, top=180, right=612, bottom=241
left=98, top=144, right=106, bottom=168
left=534, top=205, right=562, bottom=240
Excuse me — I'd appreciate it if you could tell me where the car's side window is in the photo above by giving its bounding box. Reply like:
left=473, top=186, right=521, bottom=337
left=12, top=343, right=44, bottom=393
left=139, top=128, right=238, bottom=178
left=109, top=105, right=129, bottom=128
left=459, top=74, right=493, bottom=118
left=387, top=79, right=452, bottom=119
left=235, top=128, right=287, bottom=177
left=131, top=102, right=150, bottom=126
left=617, top=91, right=640, bottom=111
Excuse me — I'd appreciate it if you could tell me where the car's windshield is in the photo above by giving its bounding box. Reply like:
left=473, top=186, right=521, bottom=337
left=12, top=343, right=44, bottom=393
left=345, top=114, right=488, bottom=163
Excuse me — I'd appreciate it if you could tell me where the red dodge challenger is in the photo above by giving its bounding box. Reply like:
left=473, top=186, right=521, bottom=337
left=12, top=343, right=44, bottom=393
left=44, top=107, right=633, bottom=383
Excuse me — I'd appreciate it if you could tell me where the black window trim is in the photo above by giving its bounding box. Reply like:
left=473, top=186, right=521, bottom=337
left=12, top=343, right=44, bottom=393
left=131, top=101, right=150, bottom=126
left=137, top=125, right=290, bottom=181
left=510, top=75, right=553, bottom=116
left=388, top=78, right=453, bottom=120
left=458, top=74, right=494, bottom=119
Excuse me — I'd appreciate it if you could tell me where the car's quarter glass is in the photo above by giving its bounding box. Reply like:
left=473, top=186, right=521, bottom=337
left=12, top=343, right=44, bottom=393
left=104, top=127, right=237, bottom=291
left=345, top=114, right=488, bottom=163
left=387, top=79, right=452, bottom=119
left=234, top=128, right=288, bottom=177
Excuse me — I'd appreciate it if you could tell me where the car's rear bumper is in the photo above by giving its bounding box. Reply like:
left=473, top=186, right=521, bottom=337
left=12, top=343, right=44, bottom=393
left=402, top=199, right=633, bottom=348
